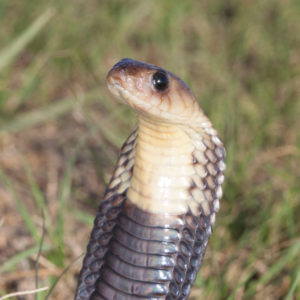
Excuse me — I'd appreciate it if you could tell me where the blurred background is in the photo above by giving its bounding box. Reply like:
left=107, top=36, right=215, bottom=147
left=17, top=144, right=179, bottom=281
left=0, top=1, right=299, bottom=299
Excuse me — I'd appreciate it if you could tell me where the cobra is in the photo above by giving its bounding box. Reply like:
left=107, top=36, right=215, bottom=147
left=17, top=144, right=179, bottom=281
left=75, top=58, right=226, bottom=299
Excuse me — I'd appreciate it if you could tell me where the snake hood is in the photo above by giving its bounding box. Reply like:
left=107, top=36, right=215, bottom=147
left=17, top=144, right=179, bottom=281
left=106, top=58, right=203, bottom=124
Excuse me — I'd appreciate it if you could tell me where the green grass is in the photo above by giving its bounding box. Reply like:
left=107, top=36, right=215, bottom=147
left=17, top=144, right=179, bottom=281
left=0, top=0, right=299, bottom=299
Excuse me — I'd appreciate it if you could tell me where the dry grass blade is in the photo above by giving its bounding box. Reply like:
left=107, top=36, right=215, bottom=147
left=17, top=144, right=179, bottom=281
left=0, top=286, right=49, bottom=300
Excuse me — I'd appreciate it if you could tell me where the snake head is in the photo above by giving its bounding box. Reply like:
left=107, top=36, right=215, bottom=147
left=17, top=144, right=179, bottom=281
left=106, top=58, right=203, bottom=124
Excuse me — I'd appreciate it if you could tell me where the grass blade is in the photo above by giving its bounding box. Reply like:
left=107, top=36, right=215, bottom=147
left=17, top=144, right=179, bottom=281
left=0, top=8, right=55, bottom=71
left=23, top=161, right=50, bottom=230
left=54, top=137, right=86, bottom=265
left=0, top=244, right=50, bottom=275
left=0, top=286, right=49, bottom=300
left=56, top=158, right=73, bottom=250
left=35, top=210, right=46, bottom=300
left=70, top=208, right=94, bottom=226
left=285, top=269, right=300, bottom=300
left=0, top=90, right=100, bottom=136
left=0, top=167, right=40, bottom=243
left=44, top=253, right=84, bottom=300
left=258, top=241, right=300, bottom=287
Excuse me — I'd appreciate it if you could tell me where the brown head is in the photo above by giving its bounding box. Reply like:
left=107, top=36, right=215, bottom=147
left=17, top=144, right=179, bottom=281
left=106, top=58, right=203, bottom=124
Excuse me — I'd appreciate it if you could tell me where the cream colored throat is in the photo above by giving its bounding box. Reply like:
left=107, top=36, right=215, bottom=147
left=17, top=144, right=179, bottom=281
left=127, top=117, right=194, bottom=214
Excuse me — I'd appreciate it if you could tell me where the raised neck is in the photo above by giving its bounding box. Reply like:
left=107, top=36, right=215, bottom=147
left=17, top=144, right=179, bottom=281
left=126, top=115, right=194, bottom=214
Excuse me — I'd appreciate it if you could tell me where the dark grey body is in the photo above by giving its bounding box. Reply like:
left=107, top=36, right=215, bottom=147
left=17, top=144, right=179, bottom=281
left=75, top=196, right=211, bottom=300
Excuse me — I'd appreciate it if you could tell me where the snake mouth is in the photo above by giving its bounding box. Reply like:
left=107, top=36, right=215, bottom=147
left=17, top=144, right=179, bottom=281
left=106, top=75, right=152, bottom=112
left=106, top=76, right=127, bottom=104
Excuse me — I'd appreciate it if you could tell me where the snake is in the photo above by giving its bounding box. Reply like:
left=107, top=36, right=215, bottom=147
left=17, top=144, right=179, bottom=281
left=75, top=58, right=226, bottom=300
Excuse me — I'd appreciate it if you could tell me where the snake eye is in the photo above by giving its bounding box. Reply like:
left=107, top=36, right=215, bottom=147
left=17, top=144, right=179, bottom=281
left=152, top=71, right=169, bottom=92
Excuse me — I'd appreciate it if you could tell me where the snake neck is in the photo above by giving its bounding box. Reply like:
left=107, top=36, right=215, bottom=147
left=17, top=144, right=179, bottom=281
left=126, top=115, right=196, bottom=215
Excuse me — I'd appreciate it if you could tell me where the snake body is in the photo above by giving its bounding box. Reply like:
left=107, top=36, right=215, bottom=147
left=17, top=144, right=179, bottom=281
left=75, top=59, right=226, bottom=299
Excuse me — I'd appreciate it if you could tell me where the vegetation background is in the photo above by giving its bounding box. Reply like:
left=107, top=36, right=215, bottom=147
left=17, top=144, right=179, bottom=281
left=0, top=0, right=299, bottom=299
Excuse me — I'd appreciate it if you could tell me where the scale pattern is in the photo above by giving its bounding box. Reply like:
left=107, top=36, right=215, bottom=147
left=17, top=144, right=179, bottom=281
left=75, top=129, right=137, bottom=299
left=186, top=125, right=226, bottom=222
left=75, top=125, right=226, bottom=300
left=89, top=202, right=212, bottom=300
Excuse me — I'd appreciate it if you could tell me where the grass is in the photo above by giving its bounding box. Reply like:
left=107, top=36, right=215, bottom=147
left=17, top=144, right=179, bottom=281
left=0, top=0, right=299, bottom=299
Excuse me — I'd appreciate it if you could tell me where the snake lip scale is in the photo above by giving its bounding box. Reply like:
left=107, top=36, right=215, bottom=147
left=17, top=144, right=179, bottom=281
left=75, top=58, right=226, bottom=299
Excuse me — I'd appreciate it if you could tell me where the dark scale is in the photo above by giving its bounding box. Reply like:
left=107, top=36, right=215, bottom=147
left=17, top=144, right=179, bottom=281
left=76, top=197, right=214, bottom=300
